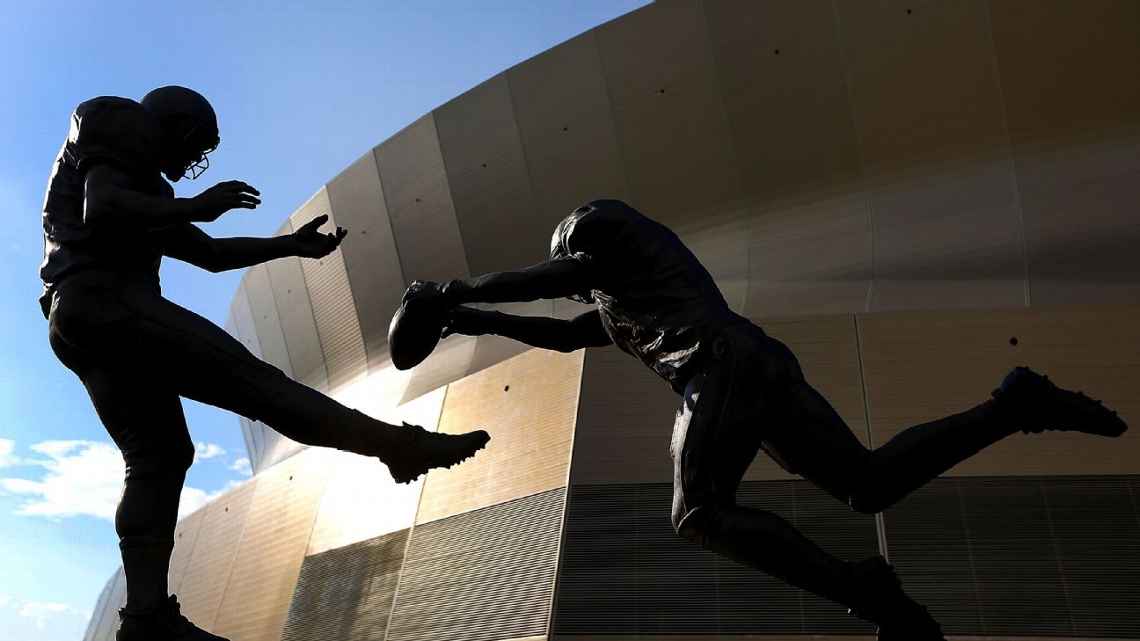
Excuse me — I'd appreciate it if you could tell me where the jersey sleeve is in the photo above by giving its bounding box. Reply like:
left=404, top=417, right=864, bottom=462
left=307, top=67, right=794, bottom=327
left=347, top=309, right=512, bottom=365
left=62, top=98, right=159, bottom=177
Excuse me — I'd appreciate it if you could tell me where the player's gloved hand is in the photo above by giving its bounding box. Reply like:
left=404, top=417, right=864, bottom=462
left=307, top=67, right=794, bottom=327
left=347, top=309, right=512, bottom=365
left=292, top=214, right=348, bottom=258
left=441, top=306, right=494, bottom=338
left=188, top=180, right=260, bottom=222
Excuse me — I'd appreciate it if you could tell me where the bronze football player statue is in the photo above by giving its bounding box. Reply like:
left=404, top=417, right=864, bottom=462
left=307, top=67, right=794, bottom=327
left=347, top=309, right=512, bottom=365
left=40, top=86, right=489, bottom=641
left=404, top=198, right=1127, bottom=641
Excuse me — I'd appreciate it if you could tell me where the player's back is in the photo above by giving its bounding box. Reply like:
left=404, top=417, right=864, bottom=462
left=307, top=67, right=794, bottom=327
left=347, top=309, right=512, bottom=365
left=40, top=97, right=170, bottom=316
left=550, top=199, right=741, bottom=390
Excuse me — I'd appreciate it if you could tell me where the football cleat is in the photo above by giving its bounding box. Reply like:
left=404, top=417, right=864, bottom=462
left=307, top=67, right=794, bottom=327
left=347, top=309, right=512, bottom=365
left=385, top=422, right=490, bottom=484
left=117, top=595, right=228, bottom=641
left=993, top=367, right=1127, bottom=437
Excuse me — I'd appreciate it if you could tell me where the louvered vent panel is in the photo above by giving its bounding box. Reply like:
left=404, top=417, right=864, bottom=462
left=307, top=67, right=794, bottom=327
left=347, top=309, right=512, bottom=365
left=555, top=481, right=877, bottom=635
left=294, top=209, right=368, bottom=390
left=885, top=475, right=1140, bottom=638
left=281, top=529, right=409, bottom=641
left=388, top=488, right=565, bottom=641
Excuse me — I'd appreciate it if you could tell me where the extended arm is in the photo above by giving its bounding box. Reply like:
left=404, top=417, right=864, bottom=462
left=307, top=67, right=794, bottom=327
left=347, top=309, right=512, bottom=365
left=83, top=164, right=261, bottom=228
left=162, top=214, right=347, bottom=273
left=444, top=307, right=611, bottom=353
left=441, top=258, right=597, bottom=305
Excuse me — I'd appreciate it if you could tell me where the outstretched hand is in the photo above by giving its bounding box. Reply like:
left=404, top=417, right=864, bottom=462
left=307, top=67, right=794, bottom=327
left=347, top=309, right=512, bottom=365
left=293, top=214, right=348, bottom=258
left=190, top=180, right=260, bottom=222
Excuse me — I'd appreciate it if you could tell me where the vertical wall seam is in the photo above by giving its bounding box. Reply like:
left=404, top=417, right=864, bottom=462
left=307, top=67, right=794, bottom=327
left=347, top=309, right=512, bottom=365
left=982, top=0, right=1033, bottom=308
left=292, top=197, right=333, bottom=388
left=431, top=109, right=475, bottom=279
left=829, top=0, right=876, bottom=312
left=853, top=313, right=889, bottom=560
left=543, top=350, right=587, bottom=641
left=1040, top=482, right=1078, bottom=635
left=385, top=382, right=450, bottom=641
left=321, top=181, right=370, bottom=384
left=589, top=29, right=636, bottom=205
left=209, top=488, right=255, bottom=630
left=954, top=479, right=988, bottom=633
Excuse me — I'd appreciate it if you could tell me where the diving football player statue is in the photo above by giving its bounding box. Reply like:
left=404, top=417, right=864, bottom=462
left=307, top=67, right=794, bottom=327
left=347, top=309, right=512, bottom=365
left=40, top=86, right=489, bottom=641
left=397, top=198, right=1127, bottom=641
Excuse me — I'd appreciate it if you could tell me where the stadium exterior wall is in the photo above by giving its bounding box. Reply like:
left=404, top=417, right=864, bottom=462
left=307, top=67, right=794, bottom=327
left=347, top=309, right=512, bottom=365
left=84, top=1, right=1140, bottom=640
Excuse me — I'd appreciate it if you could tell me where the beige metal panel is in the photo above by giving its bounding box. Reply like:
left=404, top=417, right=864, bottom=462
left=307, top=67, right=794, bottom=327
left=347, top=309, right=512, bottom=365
left=397, top=334, right=477, bottom=406
left=834, top=0, right=1010, bottom=175
left=416, top=348, right=583, bottom=524
left=507, top=31, right=629, bottom=225
left=266, top=219, right=329, bottom=392
left=168, top=507, right=206, bottom=595
left=375, top=114, right=469, bottom=284
left=243, top=263, right=293, bottom=377
left=988, top=0, right=1140, bottom=305
left=859, top=305, right=1140, bottom=476
left=307, top=387, right=446, bottom=555
left=178, top=480, right=257, bottom=631
left=213, top=451, right=328, bottom=641
left=290, top=188, right=368, bottom=391
left=867, top=158, right=1025, bottom=311
left=702, top=0, right=863, bottom=204
left=746, top=194, right=873, bottom=317
left=435, top=74, right=546, bottom=275
left=593, top=1, right=742, bottom=227
left=326, top=150, right=406, bottom=370
left=571, top=315, right=868, bottom=485
left=988, top=0, right=1140, bottom=151
left=229, top=285, right=262, bottom=358
left=678, top=211, right=750, bottom=313
left=834, top=0, right=1025, bottom=311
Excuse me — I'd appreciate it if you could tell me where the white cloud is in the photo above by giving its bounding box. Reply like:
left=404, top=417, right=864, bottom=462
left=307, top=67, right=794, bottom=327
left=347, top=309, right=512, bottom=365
left=18, top=601, right=86, bottom=630
left=0, top=440, right=238, bottom=521
left=0, top=441, right=124, bottom=520
left=0, top=439, right=21, bottom=467
left=229, top=457, right=252, bottom=476
left=0, top=593, right=11, bottom=608
left=194, top=442, right=226, bottom=461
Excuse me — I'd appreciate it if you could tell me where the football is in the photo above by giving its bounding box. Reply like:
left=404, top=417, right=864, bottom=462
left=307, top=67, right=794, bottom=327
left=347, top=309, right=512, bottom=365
left=388, top=286, right=448, bottom=370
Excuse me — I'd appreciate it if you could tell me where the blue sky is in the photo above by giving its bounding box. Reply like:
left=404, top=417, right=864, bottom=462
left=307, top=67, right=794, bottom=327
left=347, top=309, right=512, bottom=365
left=0, top=2, right=647, bottom=639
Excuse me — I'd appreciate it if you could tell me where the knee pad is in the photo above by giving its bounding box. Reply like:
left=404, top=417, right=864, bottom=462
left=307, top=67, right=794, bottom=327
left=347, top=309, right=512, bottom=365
left=673, top=505, right=713, bottom=544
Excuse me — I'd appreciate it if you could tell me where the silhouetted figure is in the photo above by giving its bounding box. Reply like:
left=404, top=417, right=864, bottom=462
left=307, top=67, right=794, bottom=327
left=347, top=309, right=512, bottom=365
left=409, top=199, right=1127, bottom=641
left=41, top=87, right=489, bottom=641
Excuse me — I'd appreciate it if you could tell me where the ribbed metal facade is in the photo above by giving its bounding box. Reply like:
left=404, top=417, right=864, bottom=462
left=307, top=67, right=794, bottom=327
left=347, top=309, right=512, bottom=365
left=281, top=529, right=409, bottom=641
left=388, top=489, right=566, bottom=641
left=555, top=481, right=878, bottom=635
left=885, top=475, right=1140, bottom=638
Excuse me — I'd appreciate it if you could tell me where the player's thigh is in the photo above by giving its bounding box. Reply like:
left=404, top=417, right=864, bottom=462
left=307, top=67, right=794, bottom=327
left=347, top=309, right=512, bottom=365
left=671, top=364, right=764, bottom=529
left=762, top=379, right=871, bottom=504
left=77, top=364, right=194, bottom=478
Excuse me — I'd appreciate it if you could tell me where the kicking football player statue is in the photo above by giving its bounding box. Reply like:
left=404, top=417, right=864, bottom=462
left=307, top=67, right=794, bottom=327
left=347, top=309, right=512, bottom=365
left=401, top=198, right=1127, bottom=641
left=40, top=86, right=489, bottom=641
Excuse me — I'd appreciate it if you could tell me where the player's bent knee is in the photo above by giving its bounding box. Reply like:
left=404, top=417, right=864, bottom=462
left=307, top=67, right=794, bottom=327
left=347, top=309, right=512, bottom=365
left=673, top=505, right=712, bottom=545
left=124, top=441, right=195, bottom=481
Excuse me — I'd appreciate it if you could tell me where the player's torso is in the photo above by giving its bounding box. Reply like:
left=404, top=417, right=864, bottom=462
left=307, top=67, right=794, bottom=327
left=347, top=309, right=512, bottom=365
left=580, top=202, right=740, bottom=388
left=40, top=97, right=170, bottom=302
